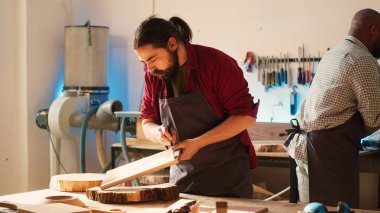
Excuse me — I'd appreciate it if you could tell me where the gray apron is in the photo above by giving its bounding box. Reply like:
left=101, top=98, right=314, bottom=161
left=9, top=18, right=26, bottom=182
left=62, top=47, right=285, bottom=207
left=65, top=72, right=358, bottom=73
left=158, top=79, right=253, bottom=198
left=307, top=112, right=363, bottom=208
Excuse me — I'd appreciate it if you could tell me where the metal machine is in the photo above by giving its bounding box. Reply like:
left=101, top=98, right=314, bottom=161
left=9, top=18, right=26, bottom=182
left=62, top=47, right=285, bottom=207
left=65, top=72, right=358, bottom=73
left=35, top=21, right=123, bottom=176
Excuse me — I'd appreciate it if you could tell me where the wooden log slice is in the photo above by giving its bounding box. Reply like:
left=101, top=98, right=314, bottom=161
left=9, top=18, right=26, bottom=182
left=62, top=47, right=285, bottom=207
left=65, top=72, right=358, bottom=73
left=86, top=183, right=179, bottom=204
left=50, top=173, right=105, bottom=192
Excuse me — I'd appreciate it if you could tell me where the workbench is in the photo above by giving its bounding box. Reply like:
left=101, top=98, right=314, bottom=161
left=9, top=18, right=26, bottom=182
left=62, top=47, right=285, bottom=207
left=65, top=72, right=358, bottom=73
left=110, top=139, right=380, bottom=209
left=1, top=188, right=379, bottom=212
left=108, top=120, right=380, bottom=210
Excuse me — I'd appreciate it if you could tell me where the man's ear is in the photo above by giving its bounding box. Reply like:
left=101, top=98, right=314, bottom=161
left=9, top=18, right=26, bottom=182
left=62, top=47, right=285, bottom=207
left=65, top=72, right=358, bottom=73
left=370, top=24, right=377, bottom=35
left=167, top=37, right=178, bottom=51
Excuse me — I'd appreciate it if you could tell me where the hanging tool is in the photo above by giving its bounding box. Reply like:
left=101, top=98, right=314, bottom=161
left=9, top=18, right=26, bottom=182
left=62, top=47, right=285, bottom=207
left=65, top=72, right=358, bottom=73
left=262, top=57, right=266, bottom=86
left=301, top=44, right=306, bottom=85
left=271, top=57, right=276, bottom=87
left=309, top=57, right=314, bottom=86
left=305, top=55, right=311, bottom=84
left=276, top=57, right=282, bottom=87
left=280, top=53, right=285, bottom=84
left=264, top=57, right=269, bottom=91
left=267, top=57, right=272, bottom=89
left=297, top=46, right=303, bottom=85
left=257, top=56, right=262, bottom=82
left=284, top=54, right=288, bottom=84
left=287, top=53, right=292, bottom=87
left=290, top=86, right=298, bottom=116
left=243, top=51, right=255, bottom=72
left=282, top=53, right=287, bottom=85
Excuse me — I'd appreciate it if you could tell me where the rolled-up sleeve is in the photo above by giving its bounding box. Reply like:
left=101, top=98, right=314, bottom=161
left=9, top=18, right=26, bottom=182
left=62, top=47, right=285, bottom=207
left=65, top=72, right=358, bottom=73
left=140, top=73, right=157, bottom=120
left=213, top=55, right=259, bottom=118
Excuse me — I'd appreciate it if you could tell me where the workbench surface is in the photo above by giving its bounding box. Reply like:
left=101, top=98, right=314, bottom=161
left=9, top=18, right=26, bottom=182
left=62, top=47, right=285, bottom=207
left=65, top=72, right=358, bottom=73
left=0, top=189, right=378, bottom=212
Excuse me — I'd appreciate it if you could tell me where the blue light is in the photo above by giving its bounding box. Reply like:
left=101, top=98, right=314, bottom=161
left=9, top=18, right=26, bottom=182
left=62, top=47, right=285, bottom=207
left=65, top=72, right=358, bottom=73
left=108, top=45, right=129, bottom=109
left=52, top=60, right=64, bottom=100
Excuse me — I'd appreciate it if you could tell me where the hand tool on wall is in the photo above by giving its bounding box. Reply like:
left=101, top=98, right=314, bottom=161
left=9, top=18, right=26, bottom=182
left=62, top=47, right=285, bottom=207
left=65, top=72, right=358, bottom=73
left=290, top=86, right=298, bottom=116
left=297, top=46, right=304, bottom=85
left=282, top=54, right=287, bottom=85
left=260, top=57, right=264, bottom=85
left=273, top=57, right=277, bottom=87
left=277, top=57, right=282, bottom=86
left=268, top=57, right=272, bottom=87
left=267, top=57, right=272, bottom=89
left=287, top=53, right=292, bottom=87
left=271, top=58, right=275, bottom=87
left=243, top=51, right=255, bottom=72
left=302, top=44, right=306, bottom=85
left=280, top=53, right=285, bottom=84
left=257, top=56, right=262, bottom=82
left=263, top=57, right=268, bottom=89
left=305, top=55, right=311, bottom=84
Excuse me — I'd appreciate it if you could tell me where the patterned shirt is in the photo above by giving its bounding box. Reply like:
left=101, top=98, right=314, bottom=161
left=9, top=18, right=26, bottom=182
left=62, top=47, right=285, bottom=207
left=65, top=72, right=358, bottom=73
left=298, top=36, right=380, bottom=131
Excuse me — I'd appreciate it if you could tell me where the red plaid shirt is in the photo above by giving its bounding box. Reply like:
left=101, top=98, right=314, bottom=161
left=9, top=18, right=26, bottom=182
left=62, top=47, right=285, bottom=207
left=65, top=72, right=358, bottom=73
left=141, top=42, right=259, bottom=168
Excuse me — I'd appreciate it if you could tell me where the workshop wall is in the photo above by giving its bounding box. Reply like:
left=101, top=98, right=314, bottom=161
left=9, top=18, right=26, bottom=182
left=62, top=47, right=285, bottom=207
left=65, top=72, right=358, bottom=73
left=0, top=0, right=74, bottom=195
left=0, top=0, right=27, bottom=195
left=153, top=0, right=380, bottom=122
left=1, top=0, right=379, bottom=195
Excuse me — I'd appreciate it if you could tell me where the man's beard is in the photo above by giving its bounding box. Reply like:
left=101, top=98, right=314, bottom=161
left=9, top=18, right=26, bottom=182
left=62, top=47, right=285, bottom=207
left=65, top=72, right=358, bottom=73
left=151, top=49, right=179, bottom=79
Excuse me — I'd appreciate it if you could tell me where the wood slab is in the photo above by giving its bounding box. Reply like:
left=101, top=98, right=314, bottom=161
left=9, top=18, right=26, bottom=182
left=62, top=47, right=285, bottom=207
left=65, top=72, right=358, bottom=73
left=86, top=183, right=179, bottom=204
left=50, top=173, right=105, bottom=192
left=101, top=149, right=179, bottom=190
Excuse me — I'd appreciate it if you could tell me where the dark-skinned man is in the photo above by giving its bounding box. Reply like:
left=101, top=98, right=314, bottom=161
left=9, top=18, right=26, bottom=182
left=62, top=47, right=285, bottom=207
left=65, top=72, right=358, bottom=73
left=286, top=8, right=380, bottom=208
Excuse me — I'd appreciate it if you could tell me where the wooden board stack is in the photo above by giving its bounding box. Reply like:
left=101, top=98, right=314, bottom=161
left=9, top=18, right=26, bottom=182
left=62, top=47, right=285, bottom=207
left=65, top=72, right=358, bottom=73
left=86, top=183, right=179, bottom=204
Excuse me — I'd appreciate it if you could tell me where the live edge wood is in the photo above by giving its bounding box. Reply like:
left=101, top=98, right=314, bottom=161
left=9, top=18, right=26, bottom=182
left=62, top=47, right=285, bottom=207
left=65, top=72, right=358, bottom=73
left=50, top=173, right=105, bottom=192
left=86, top=183, right=179, bottom=204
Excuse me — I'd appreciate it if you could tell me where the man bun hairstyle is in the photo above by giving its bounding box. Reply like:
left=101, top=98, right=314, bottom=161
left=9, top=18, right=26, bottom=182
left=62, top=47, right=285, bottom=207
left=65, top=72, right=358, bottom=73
left=134, top=16, right=192, bottom=49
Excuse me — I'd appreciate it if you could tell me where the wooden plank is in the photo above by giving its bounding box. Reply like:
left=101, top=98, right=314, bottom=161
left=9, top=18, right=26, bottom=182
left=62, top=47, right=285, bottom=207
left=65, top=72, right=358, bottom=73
left=18, top=203, right=91, bottom=213
left=86, top=183, right=179, bottom=204
left=101, top=149, right=179, bottom=190
left=50, top=173, right=105, bottom=192
left=248, top=122, right=290, bottom=141
left=114, top=139, right=165, bottom=150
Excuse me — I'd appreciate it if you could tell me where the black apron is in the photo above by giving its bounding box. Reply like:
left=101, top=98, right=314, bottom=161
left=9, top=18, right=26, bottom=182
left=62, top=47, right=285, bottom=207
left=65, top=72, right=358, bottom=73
left=159, top=79, right=253, bottom=198
left=289, top=112, right=363, bottom=208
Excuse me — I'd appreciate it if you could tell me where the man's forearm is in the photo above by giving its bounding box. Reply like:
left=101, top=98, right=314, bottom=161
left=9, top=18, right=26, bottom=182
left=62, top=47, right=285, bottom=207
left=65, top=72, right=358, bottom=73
left=142, top=118, right=161, bottom=144
left=195, top=115, right=255, bottom=149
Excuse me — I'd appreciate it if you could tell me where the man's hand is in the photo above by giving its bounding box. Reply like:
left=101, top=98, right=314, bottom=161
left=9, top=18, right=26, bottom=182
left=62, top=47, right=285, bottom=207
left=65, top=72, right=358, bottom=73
left=173, top=138, right=201, bottom=160
left=156, top=125, right=177, bottom=146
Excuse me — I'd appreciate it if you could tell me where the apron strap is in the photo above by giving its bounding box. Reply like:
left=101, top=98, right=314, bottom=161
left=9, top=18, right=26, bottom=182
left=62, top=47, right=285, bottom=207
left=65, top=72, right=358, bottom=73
left=283, top=118, right=306, bottom=147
